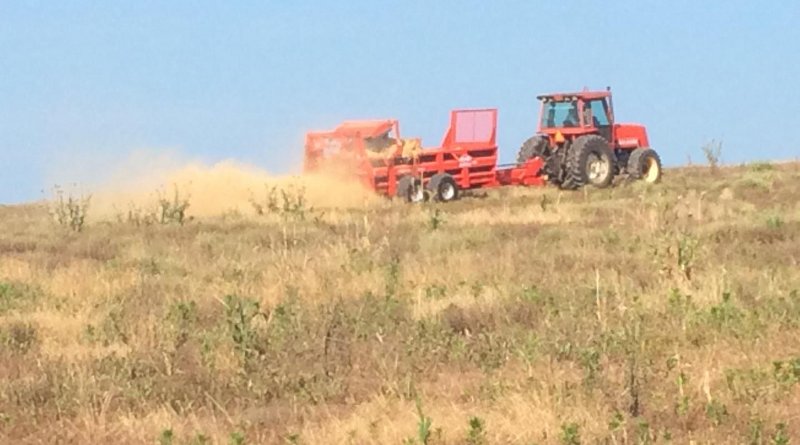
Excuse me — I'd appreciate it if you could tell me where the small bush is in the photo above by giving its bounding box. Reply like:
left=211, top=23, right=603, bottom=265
left=708, top=292, right=743, bottom=331
left=0, top=282, right=36, bottom=314
left=223, top=294, right=266, bottom=365
left=283, top=433, right=301, bottom=445
left=608, top=410, right=624, bottom=434
left=158, top=428, right=174, bottom=445
left=228, top=431, right=246, bottom=445
left=772, top=423, right=790, bottom=445
left=701, top=139, right=723, bottom=173
left=428, top=208, right=445, bottom=230
left=636, top=420, right=654, bottom=444
left=158, top=185, right=191, bottom=225
left=190, top=433, right=210, bottom=445
left=560, top=422, right=581, bottom=445
left=705, top=400, right=728, bottom=426
left=766, top=215, right=784, bottom=229
left=424, top=284, right=447, bottom=301
left=539, top=193, right=552, bottom=211
left=406, top=396, right=434, bottom=445
left=466, top=416, right=487, bottom=445
left=250, top=183, right=318, bottom=221
left=166, top=300, right=197, bottom=350
left=115, top=203, right=159, bottom=227
left=49, top=185, right=90, bottom=232
left=1, top=321, right=38, bottom=354
left=772, top=357, right=800, bottom=386
left=749, top=418, right=765, bottom=445
left=750, top=161, right=774, bottom=172
left=677, top=233, right=699, bottom=281
left=385, top=256, right=401, bottom=298
left=675, top=372, right=690, bottom=416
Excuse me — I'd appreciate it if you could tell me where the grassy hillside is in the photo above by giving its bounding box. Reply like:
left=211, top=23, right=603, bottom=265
left=1, top=162, right=799, bottom=444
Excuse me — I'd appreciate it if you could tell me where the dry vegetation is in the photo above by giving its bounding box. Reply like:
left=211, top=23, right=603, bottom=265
left=1, top=162, right=800, bottom=444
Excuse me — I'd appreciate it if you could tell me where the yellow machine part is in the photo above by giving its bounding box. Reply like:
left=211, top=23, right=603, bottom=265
left=365, top=138, right=422, bottom=160
left=400, top=138, right=421, bottom=159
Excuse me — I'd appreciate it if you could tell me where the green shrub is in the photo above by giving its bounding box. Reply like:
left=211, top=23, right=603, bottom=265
left=0, top=282, right=37, bottom=314
left=166, top=300, right=197, bottom=350
left=158, top=428, right=174, bottom=445
left=766, top=215, right=784, bottom=229
left=772, top=423, right=789, bottom=445
left=158, top=185, right=191, bottom=225
left=228, top=431, right=246, bottom=445
left=560, top=422, right=581, bottom=445
left=49, top=185, right=90, bottom=231
left=705, top=400, right=728, bottom=426
left=250, top=184, right=318, bottom=221
left=750, top=162, right=774, bottom=172
left=223, top=294, right=265, bottom=365
left=428, top=208, right=445, bottom=230
left=466, top=416, right=487, bottom=445
left=1, top=321, right=38, bottom=354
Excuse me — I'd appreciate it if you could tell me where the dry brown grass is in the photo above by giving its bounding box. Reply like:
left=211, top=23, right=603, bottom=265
left=1, top=162, right=800, bottom=444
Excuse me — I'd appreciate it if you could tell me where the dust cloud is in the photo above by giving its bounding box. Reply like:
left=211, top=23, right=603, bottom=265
left=61, top=150, right=379, bottom=220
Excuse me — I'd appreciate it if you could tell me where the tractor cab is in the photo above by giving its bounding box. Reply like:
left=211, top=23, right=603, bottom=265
left=537, top=91, right=614, bottom=143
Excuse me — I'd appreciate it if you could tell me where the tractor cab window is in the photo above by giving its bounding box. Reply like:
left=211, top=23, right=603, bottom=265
left=585, top=100, right=610, bottom=127
left=541, top=100, right=579, bottom=128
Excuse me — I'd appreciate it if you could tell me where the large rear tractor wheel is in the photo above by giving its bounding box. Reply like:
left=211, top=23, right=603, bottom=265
left=562, top=135, right=616, bottom=190
left=426, top=173, right=459, bottom=202
left=626, top=148, right=662, bottom=184
left=396, top=176, right=426, bottom=203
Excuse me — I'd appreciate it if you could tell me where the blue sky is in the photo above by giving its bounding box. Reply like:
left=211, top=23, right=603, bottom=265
left=1, top=1, right=799, bottom=203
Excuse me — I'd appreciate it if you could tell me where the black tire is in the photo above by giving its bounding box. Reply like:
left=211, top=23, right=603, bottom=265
left=426, top=173, right=459, bottom=202
left=516, top=136, right=548, bottom=163
left=517, top=135, right=563, bottom=186
left=562, top=135, right=616, bottom=189
left=396, top=176, right=425, bottom=203
left=626, top=148, right=662, bottom=183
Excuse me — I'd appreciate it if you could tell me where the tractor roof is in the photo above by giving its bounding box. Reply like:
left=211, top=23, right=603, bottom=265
left=537, top=90, right=611, bottom=101
left=333, top=119, right=396, bottom=138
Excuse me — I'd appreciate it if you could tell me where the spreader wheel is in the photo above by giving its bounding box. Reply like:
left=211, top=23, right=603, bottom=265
left=427, top=173, right=459, bottom=202
left=626, top=148, right=662, bottom=184
left=396, top=176, right=426, bottom=203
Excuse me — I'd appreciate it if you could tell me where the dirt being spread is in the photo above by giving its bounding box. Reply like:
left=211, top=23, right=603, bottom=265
left=76, top=152, right=378, bottom=220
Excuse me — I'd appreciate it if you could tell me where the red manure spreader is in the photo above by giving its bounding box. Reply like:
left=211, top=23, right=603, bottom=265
left=304, top=108, right=544, bottom=202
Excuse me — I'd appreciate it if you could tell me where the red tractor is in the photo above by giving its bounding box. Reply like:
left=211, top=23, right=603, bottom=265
left=516, top=87, right=662, bottom=189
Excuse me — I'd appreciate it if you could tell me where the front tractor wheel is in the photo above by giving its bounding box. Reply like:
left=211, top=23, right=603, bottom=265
left=397, top=176, right=426, bottom=203
left=427, top=173, right=459, bottom=202
left=563, top=135, right=616, bottom=189
left=626, top=148, right=662, bottom=184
